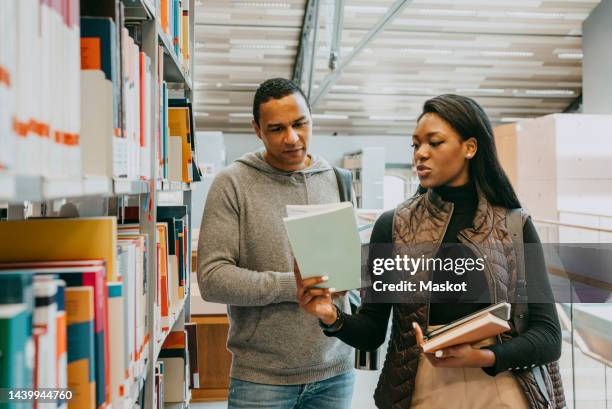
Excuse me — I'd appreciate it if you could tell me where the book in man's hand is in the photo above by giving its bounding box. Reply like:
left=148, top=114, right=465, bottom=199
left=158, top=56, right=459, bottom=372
left=283, top=202, right=362, bottom=292
left=422, top=302, right=512, bottom=353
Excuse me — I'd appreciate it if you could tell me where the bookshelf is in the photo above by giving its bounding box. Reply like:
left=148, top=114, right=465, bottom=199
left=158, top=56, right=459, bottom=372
left=342, top=148, right=385, bottom=209
left=0, top=0, right=198, bottom=408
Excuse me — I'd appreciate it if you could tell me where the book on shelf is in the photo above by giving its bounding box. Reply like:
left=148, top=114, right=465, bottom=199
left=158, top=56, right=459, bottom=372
left=107, top=282, right=127, bottom=406
left=0, top=304, right=33, bottom=401
left=158, top=0, right=190, bottom=75
left=1, top=262, right=111, bottom=409
left=65, top=286, right=96, bottom=409
left=155, top=361, right=165, bottom=409
left=158, top=330, right=189, bottom=403
left=80, top=17, right=153, bottom=181
left=116, top=227, right=149, bottom=386
left=0, top=217, right=118, bottom=281
left=56, top=279, right=69, bottom=409
left=1, top=0, right=81, bottom=179
left=283, top=202, right=362, bottom=292
left=422, top=302, right=512, bottom=354
left=185, top=323, right=199, bottom=389
left=32, top=277, right=59, bottom=405
left=168, top=98, right=202, bottom=182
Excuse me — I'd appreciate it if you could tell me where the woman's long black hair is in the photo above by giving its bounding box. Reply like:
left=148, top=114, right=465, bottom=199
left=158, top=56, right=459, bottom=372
left=416, top=94, right=521, bottom=209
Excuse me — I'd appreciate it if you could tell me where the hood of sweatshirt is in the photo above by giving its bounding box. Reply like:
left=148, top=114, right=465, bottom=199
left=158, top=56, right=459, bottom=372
left=235, top=149, right=332, bottom=176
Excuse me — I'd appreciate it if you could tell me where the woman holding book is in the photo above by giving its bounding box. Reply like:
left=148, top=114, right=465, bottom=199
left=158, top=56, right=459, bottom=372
left=296, top=94, right=564, bottom=409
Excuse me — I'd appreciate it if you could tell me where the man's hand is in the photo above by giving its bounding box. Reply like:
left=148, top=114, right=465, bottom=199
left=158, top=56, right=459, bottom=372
left=413, top=322, right=496, bottom=368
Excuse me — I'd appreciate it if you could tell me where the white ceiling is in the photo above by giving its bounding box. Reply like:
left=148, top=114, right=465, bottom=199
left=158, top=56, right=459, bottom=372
left=193, top=0, right=601, bottom=135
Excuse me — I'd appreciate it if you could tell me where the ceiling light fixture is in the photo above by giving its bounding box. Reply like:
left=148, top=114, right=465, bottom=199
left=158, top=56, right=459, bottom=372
left=345, top=5, right=388, bottom=13
left=480, top=51, right=533, bottom=58
left=524, top=89, right=575, bottom=96
left=232, top=2, right=291, bottom=9
left=232, top=43, right=287, bottom=50
left=369, top=115, right=415, bottom=121
left=455, top=88, right=505, bottom=94
left=229, top=113, right=253, bottom=118
left=382, top=87, right=434, bottom=94
left=312, top=114, right=349, bottom=120
left=506, top=11, right=566, bottom=19
left=557, top=53, right=583, bottom=59
left=195, top=112, right=209, bottom=117
left=231, top=83, right=259, bottom=87
left=417, top=9, right=477, bottom=17
left=332, top=85, right=360, bottom=91
left=401, top=48, right=453, bottom=55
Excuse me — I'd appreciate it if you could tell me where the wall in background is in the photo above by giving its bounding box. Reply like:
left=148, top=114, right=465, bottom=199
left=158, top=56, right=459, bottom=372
left=191, top=132, right=226, bottom=229
left=583, top=0, right=612, bottom=114
left=222, top=133, right=413, bottom=166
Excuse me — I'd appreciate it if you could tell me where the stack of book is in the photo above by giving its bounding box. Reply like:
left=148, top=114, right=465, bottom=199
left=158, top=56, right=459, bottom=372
left=0, top=0, right=81, bottom=179
left=0, top=216, right=185, bottom=408
left=158, top=93, right=201, bottom=183
left=159, top=0, right=191, bottom=75
left=119, top=205, right=190, bottom=345
left=80, top=17, right=153, bottom=181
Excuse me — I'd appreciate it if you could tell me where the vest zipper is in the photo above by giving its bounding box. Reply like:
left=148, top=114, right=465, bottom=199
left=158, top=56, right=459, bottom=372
left=426, top=203, right=454, bottom=327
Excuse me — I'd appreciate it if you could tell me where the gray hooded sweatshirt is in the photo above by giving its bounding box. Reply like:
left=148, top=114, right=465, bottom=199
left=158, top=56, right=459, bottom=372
left=196, top=150, right=353, bottom=385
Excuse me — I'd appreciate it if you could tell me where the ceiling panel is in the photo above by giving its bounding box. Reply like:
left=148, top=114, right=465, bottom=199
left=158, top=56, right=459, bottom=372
left=194, top=0, right=600, bottom=135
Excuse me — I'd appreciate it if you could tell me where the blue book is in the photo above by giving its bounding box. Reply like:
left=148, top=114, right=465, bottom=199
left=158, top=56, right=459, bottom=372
left=0, top=271, right=34, bottom=329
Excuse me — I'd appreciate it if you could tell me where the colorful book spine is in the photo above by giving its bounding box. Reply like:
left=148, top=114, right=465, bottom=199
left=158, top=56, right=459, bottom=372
left=65, top=287, right=96, bottom=409
left=55, top=280, right=68, bottom=409
left=58, top=270, right=109, bottom=409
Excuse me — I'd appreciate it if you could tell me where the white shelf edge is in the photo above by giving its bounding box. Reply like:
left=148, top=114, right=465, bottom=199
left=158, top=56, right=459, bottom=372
left=83, top=175, right=113, bottom=196
left=113, top=178, right=150, bottom=195
left=156, top=180, right=191, bottom=192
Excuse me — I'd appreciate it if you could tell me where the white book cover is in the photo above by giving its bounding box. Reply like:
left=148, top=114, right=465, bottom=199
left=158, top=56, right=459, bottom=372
left=107, top=282, right=126, bottom=407
left=167, top=136, right=183, bottom=182
left=81, top=70, right=114, bottom=178
left=33, top=277, right=58, bottom=409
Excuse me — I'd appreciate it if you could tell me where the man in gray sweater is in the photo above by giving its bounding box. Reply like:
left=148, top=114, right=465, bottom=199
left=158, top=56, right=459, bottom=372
left=197, top=78, right=354, bottom=408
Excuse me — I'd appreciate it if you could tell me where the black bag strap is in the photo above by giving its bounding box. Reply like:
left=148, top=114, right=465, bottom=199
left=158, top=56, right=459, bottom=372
left=506, top=208, right=529, bottom=334
left=508, top=208, right=555, bottom=408
left=333, top=167, right=353, bottom=203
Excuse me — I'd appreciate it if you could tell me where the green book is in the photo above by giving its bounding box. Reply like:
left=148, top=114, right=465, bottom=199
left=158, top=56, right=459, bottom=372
left=283, top=202, right=362, bottom=292
left=0, top=304, right=32, bottom=397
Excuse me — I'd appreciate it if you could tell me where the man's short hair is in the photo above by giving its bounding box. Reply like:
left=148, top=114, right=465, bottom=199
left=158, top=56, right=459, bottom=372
left=252, top=78, right=311, bottom=125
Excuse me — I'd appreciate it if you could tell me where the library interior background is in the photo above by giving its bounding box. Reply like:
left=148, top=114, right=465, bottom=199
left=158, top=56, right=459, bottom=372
left=1, top=0, right=612, bottom=408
